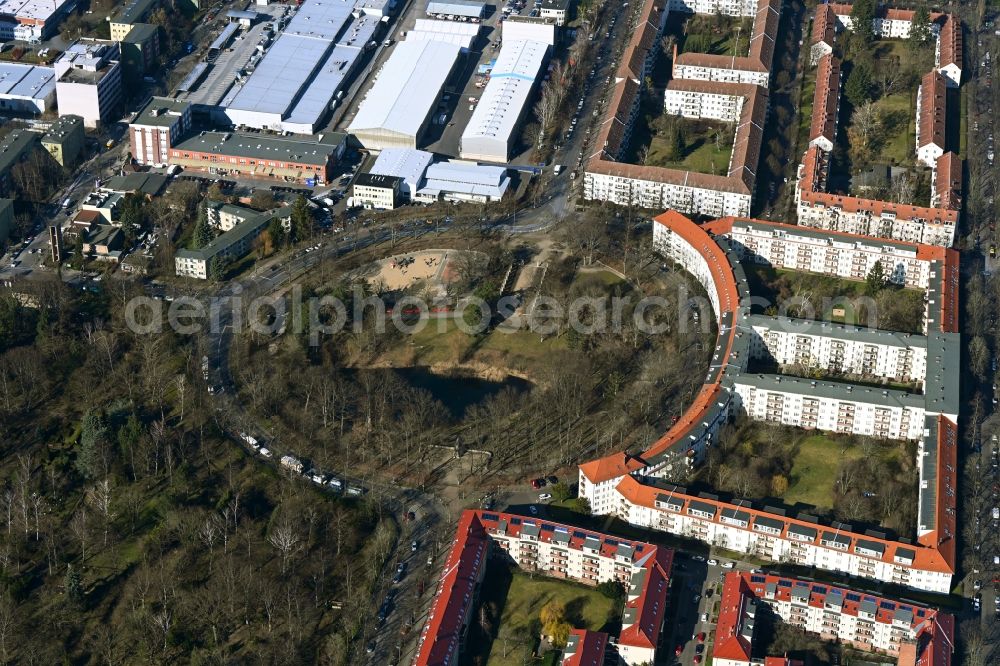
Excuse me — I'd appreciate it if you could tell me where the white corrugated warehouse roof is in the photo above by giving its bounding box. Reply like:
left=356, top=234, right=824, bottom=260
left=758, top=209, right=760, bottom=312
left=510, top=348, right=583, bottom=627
left=370, top=148, right=435, bottom=195
left=460, top=39, right=547, bottom=163
left=0, top=63, right=55, bottom=101
left=225, top=0, right=366, bottom=130
left=0, top=0, right=71, bottom=21
left=418, top=161, right=510, bottom=199
left=348, top=39, right=462, bottom=147
left=409, top=18, right=480, bottom=49
left=426, top=0, right=485, bottom=18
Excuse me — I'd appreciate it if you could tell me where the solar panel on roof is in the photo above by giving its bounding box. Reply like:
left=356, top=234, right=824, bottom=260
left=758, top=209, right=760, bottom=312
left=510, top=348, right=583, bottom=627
left=481, top=513, right=499, bottom=521
left=540, top=524, right=554, bottom=532
left=811, top=585, right=827, bottom=594
left=880, top=601, right=896, bottom=610
left=846, top=593, right=861, bottom=602
left=572, top=531, right=586, bottom=538
left=750, top=575, right=766, bottom=584
left=778, top=580, right=792, bottom=588
left=510, top=518, right=521, bottom=525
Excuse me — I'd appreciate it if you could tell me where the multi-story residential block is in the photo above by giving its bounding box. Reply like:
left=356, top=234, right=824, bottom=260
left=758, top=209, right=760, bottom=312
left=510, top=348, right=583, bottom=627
left=174, top=207, right=275, bottom=280
left=667, top=0, right=756, bottom=15
left=809, top=4, right=836, bottom=64
left=129, top=97, right=192, bottom=167
left=414, top=510, right=673, bottom=666
left=808, top=53, right=840, bottom=152
left=714, top=572, right=953, bottom=666
left=40, top=114, right=84, bottom=167
left=795, top=145, right=958, bottom=247
left=54, top=41, right=123, bottom=129
left=916, top=71, right=947, bottom=168
left=579, top=211, right=960, bottom=594
left=704, top=216, right=957, bottom=292
left=932, top=152, right=962, bottom=211
left=664, top=80, right=756, bottom=122
left=109, top=0, right=160, bottom=41
left=561, top=630, right=609, bottom=666
left=585, top=0, right=774, bottom=215
left=935, top=15, right=962, bottom=86
left=736, top=374, right=926, bottom=440
left=671, top=0, right=780, bottom=87
left=746, top=315, right=928, bottom=383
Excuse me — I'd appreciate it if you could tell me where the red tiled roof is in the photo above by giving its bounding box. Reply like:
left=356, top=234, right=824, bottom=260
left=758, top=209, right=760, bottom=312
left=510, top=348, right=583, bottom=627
left=917, top=416, right=958, bottom=572
left=934, top=152, right=962, bottom=210
left=562, top=630, right=609, bottom=666
left=809, top=53, right=840, bottom=146
left=918, top=71, right=947, bottom=150
left=712, top=572, right=753, bottom=662
left=938, top=15, right=962, bottom=68
left=716, top=572, right=954, bottom=666
left=588, top=84, right=766, bottom=197
left=618, top=546, right=673, bottom=649
left=764, top=658, right=804, bottom=666
left=615, top=474, right=956, bottom=574
left=416, top=510, right=674, bottom=665
left=811, top=4, right=835, bottom=46
left=413, top=511, right=490, bottom=666
left=674, top=0, right=780, bottom=74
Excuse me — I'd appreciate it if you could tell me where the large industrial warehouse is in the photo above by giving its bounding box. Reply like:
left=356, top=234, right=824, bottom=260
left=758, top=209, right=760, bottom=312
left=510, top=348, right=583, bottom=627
left=459, top=38, right=547, bottom=163
left=221, top=0, right=381, bottom=134
left=348, top=39, right=462, bottom=151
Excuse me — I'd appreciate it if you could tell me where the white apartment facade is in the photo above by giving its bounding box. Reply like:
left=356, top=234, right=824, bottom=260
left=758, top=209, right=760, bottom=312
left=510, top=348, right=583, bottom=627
left=671, top=61, right=770, bottom=87
left=585, top=171, right=752, bottom=217
left=715, top=218, right=935, bottom=288
left=664, top=86, right=746, bottom=122
left=747, top=316, right=928, bottom=383
left=734, top=375, right=926, bottom=440
left=667, top=0, right=756, bottom=16
left=612, top=476, right=953, bottom=593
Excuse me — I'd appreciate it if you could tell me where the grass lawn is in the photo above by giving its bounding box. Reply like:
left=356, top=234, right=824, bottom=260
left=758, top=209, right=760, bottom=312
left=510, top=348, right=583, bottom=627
left=675, top=14, right=752, bottom=57
left=783, top=434, right=865, bottom=509
left=647, top=119, right=734, bottom=175
left=486, top=571, right=615, bottom=666
left=870, top=90, right=916, bottom=166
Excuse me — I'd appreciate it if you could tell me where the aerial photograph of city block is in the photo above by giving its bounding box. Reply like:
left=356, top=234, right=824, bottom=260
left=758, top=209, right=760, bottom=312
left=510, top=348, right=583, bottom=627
left=0, top=0, right=993, bottom=662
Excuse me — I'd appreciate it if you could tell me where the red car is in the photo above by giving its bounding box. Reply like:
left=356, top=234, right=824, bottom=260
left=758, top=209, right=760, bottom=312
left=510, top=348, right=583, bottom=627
left=693, top=656, right=703, bottom=664
left=696, top=632, right=706, bottom=643
left=674, top=645, right=683, bottom=657
left=530, top=478, right=544, bottom=489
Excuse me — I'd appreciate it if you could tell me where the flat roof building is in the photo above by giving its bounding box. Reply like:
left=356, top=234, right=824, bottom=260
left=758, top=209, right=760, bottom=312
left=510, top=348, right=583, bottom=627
left=369, top=147, right=435, bottom=197
left=129, top=96, right=193, bottom=167
left=426, top=0, right=485, bottom=18
left=0, top=62, right=55, bottom=114
left=40, top=114, right=84, bottom=167
left=408, top=18, right=480, bottom=49
left=415, top=160, right=510, bottom=203
left=175, top=205, right=275, bottom=279
left=222, top=0, right=380, bottom=134
left=349, top=39, right=463, bottom=151
left=353, top=172, right=401, bottom=210
left=54, top=41, right=123, bottom=128
left=169, top=130, right=347, bottom=185
left=0, top=0, right=75, bottom=42
left=109, top=0, right=160, bottom=41
left=460, top=38, right=548, bottom=163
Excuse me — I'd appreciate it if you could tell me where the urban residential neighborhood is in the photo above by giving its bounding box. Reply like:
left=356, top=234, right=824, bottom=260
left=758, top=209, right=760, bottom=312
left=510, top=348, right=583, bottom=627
left=0, top=0, right=994, bottom=664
